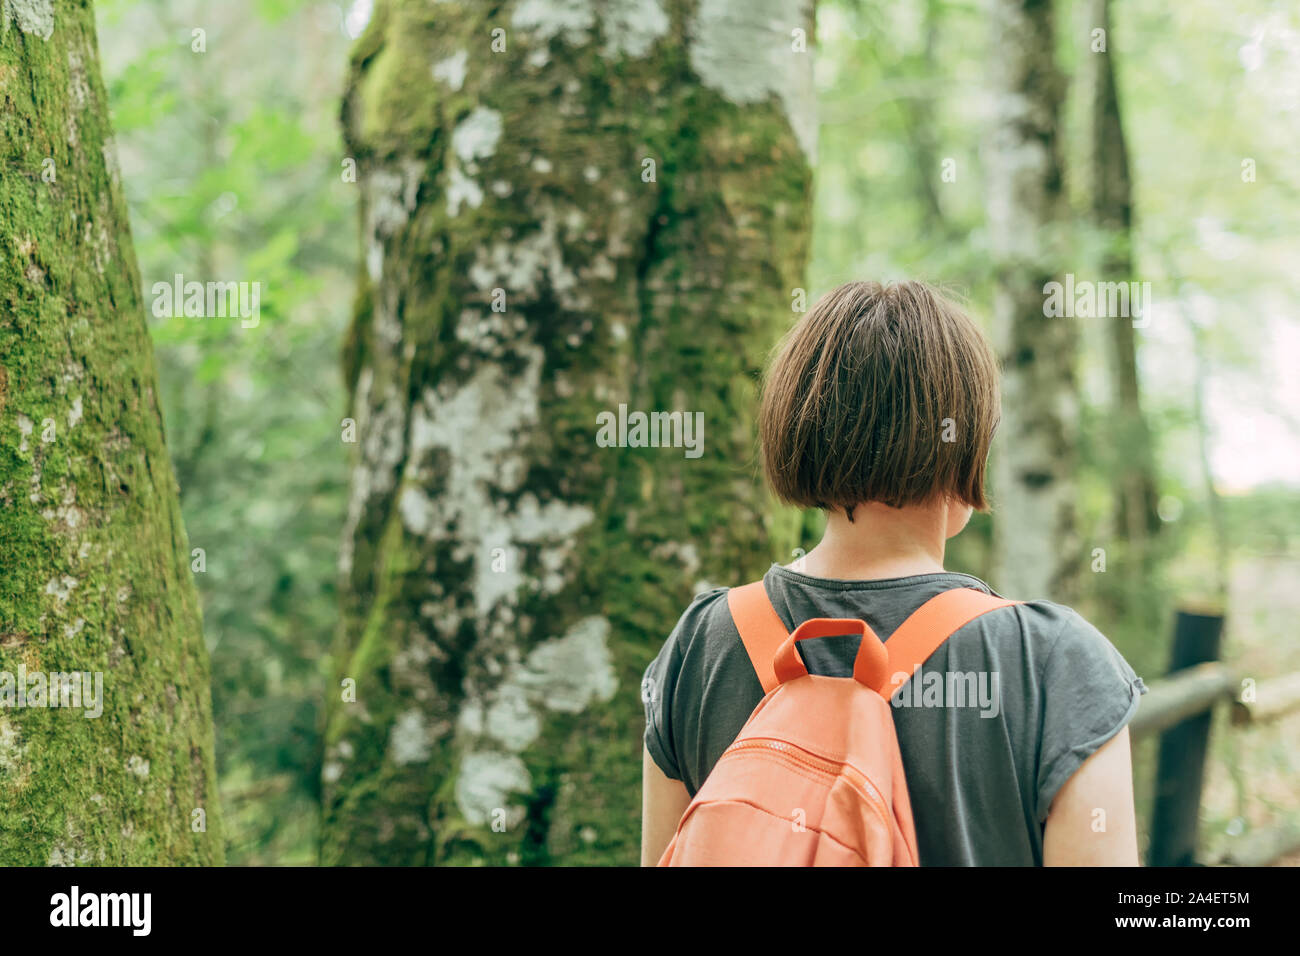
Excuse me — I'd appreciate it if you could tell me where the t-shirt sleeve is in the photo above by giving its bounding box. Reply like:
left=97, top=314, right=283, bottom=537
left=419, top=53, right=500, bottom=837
left=1035, top=608, right=1148, bottom=823
left=641, top=626, right=683, bottom=781
left=641, top=586, right=728, bottom=784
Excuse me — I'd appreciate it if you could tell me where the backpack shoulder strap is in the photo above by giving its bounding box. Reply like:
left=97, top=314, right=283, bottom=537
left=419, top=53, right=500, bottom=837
left=726, top=580, right=789, bottom=695
left=880, top=588, right=1019, bottom=697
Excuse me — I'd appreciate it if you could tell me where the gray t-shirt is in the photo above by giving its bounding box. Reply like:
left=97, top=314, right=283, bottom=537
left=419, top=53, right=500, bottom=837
left=641, top=563, right=1148, bottom=866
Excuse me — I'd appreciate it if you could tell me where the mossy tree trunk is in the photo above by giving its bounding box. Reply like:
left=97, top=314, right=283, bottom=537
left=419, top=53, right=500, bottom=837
left=983, top=0, right=1078, bottom=602
left=322, top=0, right=815, bottom=865
left=0, top=1, right=222, bottom=863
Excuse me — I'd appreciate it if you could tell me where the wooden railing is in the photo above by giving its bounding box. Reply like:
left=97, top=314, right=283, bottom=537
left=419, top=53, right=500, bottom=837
left=1131, top=606, right=1300, bottom=866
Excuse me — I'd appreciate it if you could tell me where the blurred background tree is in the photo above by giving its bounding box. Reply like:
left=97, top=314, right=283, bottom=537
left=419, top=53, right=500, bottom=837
left=983, top=0, right=1078, bottom=603
left=86, top=0, right=1300, bottom=864
left=319, top=0, right=815, bottom=865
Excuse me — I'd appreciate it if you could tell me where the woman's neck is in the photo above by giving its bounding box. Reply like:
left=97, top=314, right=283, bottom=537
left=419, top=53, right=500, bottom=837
left=793, top=500, right=952, bottom=581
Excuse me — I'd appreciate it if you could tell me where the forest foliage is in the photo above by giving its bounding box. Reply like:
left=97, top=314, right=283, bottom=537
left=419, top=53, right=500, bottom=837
left=83, top=0, right=1300, bottom=864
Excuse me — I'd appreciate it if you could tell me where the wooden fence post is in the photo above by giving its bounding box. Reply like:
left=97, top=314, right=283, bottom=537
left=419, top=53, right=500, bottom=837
left=1147, top=605, right=1225, bottom=866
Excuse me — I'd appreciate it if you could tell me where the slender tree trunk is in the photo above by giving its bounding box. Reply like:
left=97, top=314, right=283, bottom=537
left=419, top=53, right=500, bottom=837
left=0, top=2, right=222, bottom=863
left=1089, top=0, right=1160, bottom=569
left=908, top=0, right=949, bottom=236
left=983, top=0, right=1078, bottom=601
left=320, top=0, right=815, bottom=865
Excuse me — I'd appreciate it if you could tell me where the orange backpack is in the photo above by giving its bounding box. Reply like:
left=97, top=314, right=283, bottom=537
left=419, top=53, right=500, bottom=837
left=657, top=580, right=1017, bottom=866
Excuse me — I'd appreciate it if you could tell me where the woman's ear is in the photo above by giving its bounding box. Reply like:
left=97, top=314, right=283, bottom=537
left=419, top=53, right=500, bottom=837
left=945, top=497, right=974, bottom=539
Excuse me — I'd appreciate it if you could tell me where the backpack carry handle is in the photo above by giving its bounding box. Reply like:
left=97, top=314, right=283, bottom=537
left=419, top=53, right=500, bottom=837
left=728, top=580, right=1020, bottom=698
left=773, top=617, right=890, bottom=691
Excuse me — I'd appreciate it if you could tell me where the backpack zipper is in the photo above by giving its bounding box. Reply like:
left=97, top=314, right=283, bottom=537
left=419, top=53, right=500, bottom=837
left=720, top=736, right=892, bottom=827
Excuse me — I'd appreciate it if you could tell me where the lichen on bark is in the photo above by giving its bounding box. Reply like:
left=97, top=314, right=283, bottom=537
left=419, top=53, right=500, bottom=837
left=0, top=0, right=222, bottom=864
left=322, top=0, right=814, bottom=864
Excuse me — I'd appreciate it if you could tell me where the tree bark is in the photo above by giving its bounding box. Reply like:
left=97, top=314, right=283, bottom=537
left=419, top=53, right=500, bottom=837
left=983, top=0, right=1078, bottom=601
left=0, top=1, right=223, bottom=863
left=321, top=0, right=815, bottom=865
left=1089, top=0, right=1160, bottom=564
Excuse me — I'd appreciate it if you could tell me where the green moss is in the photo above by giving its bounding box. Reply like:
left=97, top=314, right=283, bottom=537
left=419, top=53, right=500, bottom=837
left=321, top=0, right=812, bottom=865
left=0, top=2, right=222, bottom=864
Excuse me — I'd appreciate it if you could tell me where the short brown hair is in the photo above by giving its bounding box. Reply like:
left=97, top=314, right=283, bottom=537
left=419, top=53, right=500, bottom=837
left=759, top=280, right=1000, bottom=517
